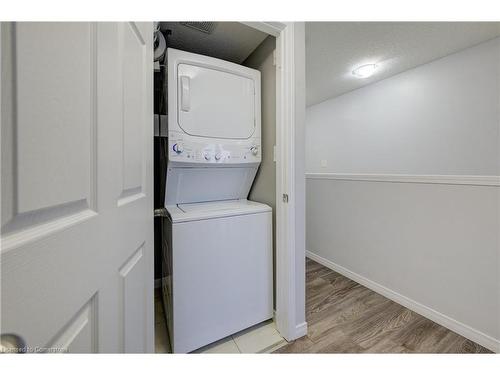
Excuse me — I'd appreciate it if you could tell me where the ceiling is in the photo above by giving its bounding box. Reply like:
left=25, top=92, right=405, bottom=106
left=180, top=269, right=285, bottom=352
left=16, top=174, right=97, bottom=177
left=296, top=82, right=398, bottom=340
left=160, top=22, right=268, bottom=64
left=306, top=22, right=500, bottom=106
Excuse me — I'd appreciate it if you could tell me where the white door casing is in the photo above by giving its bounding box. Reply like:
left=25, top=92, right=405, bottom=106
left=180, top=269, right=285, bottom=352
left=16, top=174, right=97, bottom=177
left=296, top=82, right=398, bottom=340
left=0, top=22, right=154, bottom=353
left=242, top=22, right=307, bottom=341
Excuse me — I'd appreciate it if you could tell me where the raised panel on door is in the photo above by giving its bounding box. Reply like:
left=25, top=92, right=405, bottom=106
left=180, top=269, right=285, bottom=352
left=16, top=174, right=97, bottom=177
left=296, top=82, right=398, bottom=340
left=47, top=296, right=97, bottom=353
left=119, top=245, right=147, bottom=353
left=119, top=22, right=147, bottom=206
left=1, top=22, right=97, bottom=251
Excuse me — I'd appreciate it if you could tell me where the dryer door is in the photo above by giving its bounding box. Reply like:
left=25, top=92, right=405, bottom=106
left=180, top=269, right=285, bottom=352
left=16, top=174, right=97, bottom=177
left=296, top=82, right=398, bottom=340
left=176, top=64, right=256, bottom=139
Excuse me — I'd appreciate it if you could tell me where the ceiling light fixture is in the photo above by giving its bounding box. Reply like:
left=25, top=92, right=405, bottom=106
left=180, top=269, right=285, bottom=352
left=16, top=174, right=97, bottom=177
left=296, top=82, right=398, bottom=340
left=352, top=63, right=378, bottom=78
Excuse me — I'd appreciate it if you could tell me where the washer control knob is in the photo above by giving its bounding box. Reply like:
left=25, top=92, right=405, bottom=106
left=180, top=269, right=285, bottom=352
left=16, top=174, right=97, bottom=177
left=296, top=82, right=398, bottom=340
left=215, top=152, right=222, bottom=161
left=204, top=152, right=211, bottom=161
left=250, top=145, right=259, bottom=156
left=173, top=142, right=184, bottom=154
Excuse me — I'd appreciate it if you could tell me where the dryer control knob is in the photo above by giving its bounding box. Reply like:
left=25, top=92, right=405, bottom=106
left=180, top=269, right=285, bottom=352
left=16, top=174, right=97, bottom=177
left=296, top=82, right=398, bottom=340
left=215, top=153, right=222, bottom=161
left=204, top=152, right=211, bottom=161
left=173, top=142, right=184, bottom=154
left=250, top=145, right=259, bottom=156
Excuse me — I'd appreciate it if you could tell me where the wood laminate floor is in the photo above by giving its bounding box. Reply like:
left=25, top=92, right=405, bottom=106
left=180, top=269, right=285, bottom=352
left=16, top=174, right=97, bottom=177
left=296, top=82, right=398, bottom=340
left=274, top=258, right=492, bottom=354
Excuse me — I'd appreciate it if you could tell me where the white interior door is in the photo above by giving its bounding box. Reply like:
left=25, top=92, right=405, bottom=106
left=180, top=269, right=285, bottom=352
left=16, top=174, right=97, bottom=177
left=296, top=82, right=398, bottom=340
left=1, top=22, right=154, bottom=353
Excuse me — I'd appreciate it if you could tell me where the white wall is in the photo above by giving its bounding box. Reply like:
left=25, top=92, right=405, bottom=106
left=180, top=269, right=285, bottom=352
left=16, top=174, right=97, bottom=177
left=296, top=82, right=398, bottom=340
left=244, top=35, right=277, bottom=305
left=306, top=37, right=500, bottom=351
left=307, top=37, right=500, bottom=175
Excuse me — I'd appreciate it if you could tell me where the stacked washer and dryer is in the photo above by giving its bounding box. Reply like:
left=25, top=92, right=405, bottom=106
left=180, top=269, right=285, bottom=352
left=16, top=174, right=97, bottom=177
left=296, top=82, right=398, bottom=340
left=162, top=48, right=273, bottom=353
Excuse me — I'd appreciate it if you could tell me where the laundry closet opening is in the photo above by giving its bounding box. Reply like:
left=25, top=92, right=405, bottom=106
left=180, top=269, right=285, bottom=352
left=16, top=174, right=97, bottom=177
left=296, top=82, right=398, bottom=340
left=152, top=22, right=281, bottom=353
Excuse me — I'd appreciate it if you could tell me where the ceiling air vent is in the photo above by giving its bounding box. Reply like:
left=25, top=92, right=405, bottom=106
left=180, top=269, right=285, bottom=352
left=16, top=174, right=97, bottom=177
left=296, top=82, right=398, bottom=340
left=180, top=22, right=218, bottom=34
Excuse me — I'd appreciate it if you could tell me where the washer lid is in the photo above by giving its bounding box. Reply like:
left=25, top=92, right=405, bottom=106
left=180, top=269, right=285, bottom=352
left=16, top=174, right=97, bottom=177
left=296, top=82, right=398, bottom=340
left=167, top=199, right=271, bottom=223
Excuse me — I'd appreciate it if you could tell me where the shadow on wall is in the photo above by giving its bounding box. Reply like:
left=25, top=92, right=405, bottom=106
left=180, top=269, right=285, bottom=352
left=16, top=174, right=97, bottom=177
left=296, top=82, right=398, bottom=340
left=243, top=35, right=277, bottom=307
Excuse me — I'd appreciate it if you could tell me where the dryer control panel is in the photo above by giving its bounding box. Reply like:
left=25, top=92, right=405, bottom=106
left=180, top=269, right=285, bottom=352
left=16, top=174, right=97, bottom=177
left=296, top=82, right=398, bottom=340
left=168, top=132, right=261, bottom=165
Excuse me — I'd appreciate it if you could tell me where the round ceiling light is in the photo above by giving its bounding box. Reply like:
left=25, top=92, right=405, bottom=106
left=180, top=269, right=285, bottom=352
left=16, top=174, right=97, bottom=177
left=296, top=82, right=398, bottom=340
left=352, top=63, right=378, bottom=78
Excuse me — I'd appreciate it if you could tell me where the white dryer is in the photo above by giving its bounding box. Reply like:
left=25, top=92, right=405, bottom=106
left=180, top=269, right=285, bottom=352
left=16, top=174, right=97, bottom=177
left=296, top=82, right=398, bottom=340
left=162, top=48, right=273, bottom=353
left=165, top=47, right=262, bottom=206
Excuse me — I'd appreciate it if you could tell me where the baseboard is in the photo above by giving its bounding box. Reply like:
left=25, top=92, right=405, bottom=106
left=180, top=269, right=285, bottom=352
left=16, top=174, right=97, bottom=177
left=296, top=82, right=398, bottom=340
left=273, top=308, right=307, bottom=342
left=306, top=250, right=500, bottom=353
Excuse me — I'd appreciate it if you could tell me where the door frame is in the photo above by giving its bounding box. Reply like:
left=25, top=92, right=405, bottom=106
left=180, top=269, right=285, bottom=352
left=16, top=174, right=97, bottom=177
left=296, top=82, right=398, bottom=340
left=242, top=22, right=307, bottom=341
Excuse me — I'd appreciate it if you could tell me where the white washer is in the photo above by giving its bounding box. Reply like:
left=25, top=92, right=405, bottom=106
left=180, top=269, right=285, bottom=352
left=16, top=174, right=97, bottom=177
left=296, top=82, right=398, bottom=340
left=162, top=48, right=273, bottom=353
left=163, top=199, right=272, bottom=353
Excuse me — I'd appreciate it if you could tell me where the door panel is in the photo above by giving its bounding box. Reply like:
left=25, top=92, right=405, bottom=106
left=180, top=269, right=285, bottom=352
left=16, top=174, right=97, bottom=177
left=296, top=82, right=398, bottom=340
left=15, top=23, right=95, bottom=214
left=1, top=22, right=154, bottom=353
left=121, top=23, right=146, bottom=202
left=48, top=296, right=97, bottom=353
left=1, top=23, right=98, bottom=252
left=119, top=245, right=147, bottom=353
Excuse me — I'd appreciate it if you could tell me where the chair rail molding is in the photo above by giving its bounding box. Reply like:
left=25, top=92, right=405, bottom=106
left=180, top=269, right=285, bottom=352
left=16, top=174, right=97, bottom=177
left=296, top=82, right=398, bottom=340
left=306, top=173, right=500, bottom=187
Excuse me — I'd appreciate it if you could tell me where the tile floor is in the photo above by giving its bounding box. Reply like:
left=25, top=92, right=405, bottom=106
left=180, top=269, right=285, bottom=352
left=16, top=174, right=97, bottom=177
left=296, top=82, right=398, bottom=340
left=154, top=289, right=286, bottom=354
